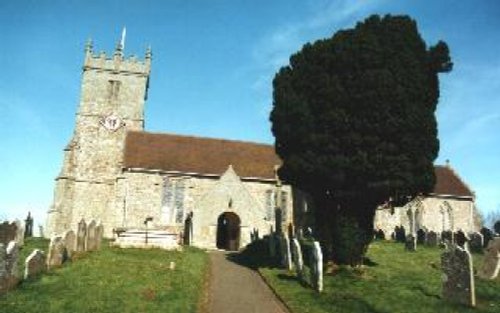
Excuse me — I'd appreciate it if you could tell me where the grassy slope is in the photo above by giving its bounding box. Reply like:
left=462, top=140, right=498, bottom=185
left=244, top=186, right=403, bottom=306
left=3, top=238, right=209, bottom=313
left=260, top=241, right=500, bottom=313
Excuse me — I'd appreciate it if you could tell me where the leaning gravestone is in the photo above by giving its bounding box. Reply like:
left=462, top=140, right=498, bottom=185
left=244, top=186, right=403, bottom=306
left=291, top=238, right=304, bottom=281
left=478, top=237, right=500, bottom=280
left=24, top=249, right=46, bottom=279
left=86, top=220, right=97, bottom=251
left=469, top=232, right=483, bottom=253
left=309, top=241, right=323, bottom=292
left=405, top=234, right=417, bottom=251
left=76, top=219, right=87, bottom=252
left=47, top=236, right=67, bottom=269
left=63, top=230, right=76, bottom=258
left=426, top=231, right=439, bottom=247
left=441, top=244, right=475, bottom=307
left=95, top=222, right=104, bottom=250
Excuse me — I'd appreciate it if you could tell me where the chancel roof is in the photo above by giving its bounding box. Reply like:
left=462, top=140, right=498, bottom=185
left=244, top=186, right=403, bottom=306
left=433, top=165, right=474, bottom=198
left=123, top=131, right=281, bottom=180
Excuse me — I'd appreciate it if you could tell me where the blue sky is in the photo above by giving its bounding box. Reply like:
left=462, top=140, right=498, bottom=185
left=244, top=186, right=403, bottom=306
left=1, top=0, right=499, bottom=228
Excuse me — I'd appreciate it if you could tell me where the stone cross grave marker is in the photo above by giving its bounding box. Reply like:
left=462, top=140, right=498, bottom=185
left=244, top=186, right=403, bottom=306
left=63, top=230, right=76, bottom=258
left=426, top=231, right=439, bottom=247
left=309, top=241, right=323, bottom=292
left=405, top=234, right=417, bottom=251
left=24, top=249, right=46, bottom=280
left=95, top=222, right=104, bottom=250
left=469, top=232, right=483, bottom=253
left=478, top=237, right=500, bottom=280
left=77, top=219, right=87, bottom=252
left=86, top=220, right=97, bottom=251
left=47, top=236, right=67, bottom=270
left=441, top=244, right=475, bottom=307
left=291, top=238, right=304, bottom=281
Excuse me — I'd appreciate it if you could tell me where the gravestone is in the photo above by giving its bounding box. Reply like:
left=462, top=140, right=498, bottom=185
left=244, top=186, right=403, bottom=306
left=0, top=243, right=6, bottom=292
left=405, top=234, right=417, bottom=251
left=394, top=226, right=406, bottom=242
left=38, top=225, right=45, bottom=238
left=455, top=230, right=467, bottom=248
left=478, top=237, right=500, bottom=280
left=86, top=220, right=97, bottom=251
left=291, top=238, right=304, bottom=281
left=441, top=244, right=475, bottom=307
left=280, top=234, right=293, bottom=271
left=0, top=221, right=17, bottom=245
left=95, top=222, right=104, bottom=250
left=426, top=231, right=439, bottom=247
left=77, top=219, right=87, bottom=252
left=441, top=230, right=453, bottom=244
left=24, top=249, right=46, bottom=279
left=14, top=219, right=24, bottom=246
left=309, top=241, right=323, bottom=292
left=268, top=234, right=276, bottom=258
left=417, top=229, right=426, bottom=245
left=375, top=229, right=385, bottom=240
left=480, top=227, right=494, bottom=248
left=1, top=241, right=20, bottom=292
left=469, top=232, right=483, bottom=253
left=63, top=230, right=76, bottom=258
left=47, top=236, right=67, bottom=269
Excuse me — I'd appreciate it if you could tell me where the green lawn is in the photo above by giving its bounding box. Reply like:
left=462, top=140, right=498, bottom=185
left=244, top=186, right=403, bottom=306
left=259, top=240, right=500, bottom=313
left=2, top=238, right=209, bottom=313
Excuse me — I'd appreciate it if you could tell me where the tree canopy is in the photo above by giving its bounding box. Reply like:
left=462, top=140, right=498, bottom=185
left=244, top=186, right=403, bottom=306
left=270, top=14, right=452, bottom=265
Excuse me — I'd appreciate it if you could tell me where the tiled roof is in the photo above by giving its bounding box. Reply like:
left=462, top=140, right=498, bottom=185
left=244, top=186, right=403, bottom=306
left=433, top=165, right=474, bottom=197
left=123, top=131, right=474, bottom=197
left=123, top=131, right=281, bottom=179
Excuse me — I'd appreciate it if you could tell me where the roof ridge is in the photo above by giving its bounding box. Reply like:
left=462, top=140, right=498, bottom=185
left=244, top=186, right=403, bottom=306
left=127, top=130, right=275, bottom=148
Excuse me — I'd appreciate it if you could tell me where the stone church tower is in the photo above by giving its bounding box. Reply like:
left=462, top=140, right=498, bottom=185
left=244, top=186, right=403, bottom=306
left=46, top=37, right=151, bottom=236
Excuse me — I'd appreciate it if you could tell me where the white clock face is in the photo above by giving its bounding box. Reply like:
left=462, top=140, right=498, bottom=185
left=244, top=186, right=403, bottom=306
left=101, top=113, right=124, bottom=131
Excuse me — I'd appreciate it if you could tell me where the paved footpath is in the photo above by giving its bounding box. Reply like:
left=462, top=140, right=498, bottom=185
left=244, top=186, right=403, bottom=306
left=208, top=251, right=290, bottom=313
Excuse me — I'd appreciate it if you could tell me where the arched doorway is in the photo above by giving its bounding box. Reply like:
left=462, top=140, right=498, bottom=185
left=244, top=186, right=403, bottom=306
left=216, top=212, right=240, bottom=251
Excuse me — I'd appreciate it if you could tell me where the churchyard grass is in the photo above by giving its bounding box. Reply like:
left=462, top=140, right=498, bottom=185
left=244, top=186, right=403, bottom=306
left=2, top=238, right=209, bottom=313
left=259, top=240, right=500, bottom=313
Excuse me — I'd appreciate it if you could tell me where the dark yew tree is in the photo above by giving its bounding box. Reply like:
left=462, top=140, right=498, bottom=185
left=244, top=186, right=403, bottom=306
left=270, top=15, right=452, bottom=265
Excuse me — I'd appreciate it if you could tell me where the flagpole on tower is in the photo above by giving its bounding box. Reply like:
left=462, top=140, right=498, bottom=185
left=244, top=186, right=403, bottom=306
left=120, top=26, right=126, bottom=51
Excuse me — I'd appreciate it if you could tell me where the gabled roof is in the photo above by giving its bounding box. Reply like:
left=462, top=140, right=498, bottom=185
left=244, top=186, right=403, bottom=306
left=123, top=131, right=474, bottom=197
left=433, top=165, right=474, bottom=198
left=123, top=131, right=281, bottom=180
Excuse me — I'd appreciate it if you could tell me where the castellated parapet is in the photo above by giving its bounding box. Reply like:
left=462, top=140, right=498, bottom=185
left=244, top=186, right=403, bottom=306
left=46, top=38, right=151, bottom=237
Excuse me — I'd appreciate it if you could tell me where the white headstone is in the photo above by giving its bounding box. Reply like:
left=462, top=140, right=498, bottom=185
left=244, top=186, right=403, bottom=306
left=310, top=241, right=323, bottom=292
left=95, top=222, right=104, bottom=250
left=14, top=220, right=24, bottom=246
left=291, top=238, right=304, bottom=281
left=76, top=219, right=86, bottom=252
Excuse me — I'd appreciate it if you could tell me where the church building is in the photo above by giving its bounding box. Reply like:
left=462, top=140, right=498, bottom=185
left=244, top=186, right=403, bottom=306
left=46, top=37, right=479, bottom=250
